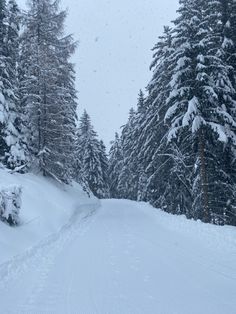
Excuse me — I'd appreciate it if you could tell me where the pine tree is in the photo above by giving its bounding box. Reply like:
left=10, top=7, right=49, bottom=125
left=219, top=0, right=236, bottom=225
left=118, top=90, right=150, bottom=202
left=129, top=90, right=148, bottom=201
left=98, top=140, right=110, bottom=198
left=0, top=0, right=7, bottom=162
left=108, top=133, right=123, bottom=198
left=75, top=111, right=108, bottom=198
left=111, top=0, right=236, bottom=226
left=164, top=0, right=236, bottom=223
left=19, top=0, right=77, bottom=183
left=117, top=108, right=137, bottom=199
left=0, top=0, right=27, bottom=170
left=138, top=26, right=190, bottom=212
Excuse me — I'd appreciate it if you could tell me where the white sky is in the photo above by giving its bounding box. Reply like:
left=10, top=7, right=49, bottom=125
left=18, top=0, right=179, bottom=147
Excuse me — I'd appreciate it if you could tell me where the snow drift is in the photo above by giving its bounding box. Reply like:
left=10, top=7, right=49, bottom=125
left=0, top=169, right=99, bottom=265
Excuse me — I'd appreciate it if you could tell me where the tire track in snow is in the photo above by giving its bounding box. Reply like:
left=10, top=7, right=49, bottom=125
left=65, top=207, right=101, bottom=314
left=100, top=206, right=145, bottom=314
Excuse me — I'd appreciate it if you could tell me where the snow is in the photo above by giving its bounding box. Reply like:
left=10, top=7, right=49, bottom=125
left=0, top=168, right=99, bottom=265
left=0, top=185, right=22, bottom=225
left=167, top=126, right=180, bottom=141
left=182, top=96, right=198, bottom=127
left=222, top=37, right=234, bottom=49
left=0, top=91, right=5, bottom=104
left=208, top=122, right=228, bottom=143
left=0, top=197, right=235, bottom=314
left=197, top=53, right=205, bottom=63
left=176, top=56, right=190, bottom=69
left=192, top=115, right=206, bottom=133
left=164, top=103, right=178, bottom=121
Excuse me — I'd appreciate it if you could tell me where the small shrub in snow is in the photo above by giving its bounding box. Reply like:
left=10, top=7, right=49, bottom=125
left=0, top=186, right=22, bottom=226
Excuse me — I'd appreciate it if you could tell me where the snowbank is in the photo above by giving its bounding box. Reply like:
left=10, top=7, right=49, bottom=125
left=0, top=169, right=99, bottom=265
left=138, top=201, right=236, bottom=253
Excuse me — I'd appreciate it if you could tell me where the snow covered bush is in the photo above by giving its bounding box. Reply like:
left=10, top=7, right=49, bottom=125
left=0, top=186, right=22, bottom=226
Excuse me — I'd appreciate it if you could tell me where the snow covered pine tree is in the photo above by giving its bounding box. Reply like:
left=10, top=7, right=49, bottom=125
left=75, top=111, right=109, bottom=199
left=19, top=0, right=77, bottom=183
left=110, top=0, right=236, bottom=226
left=108, top=133, right=123, bottom=199
left=0, top=0, right=27, bottom=170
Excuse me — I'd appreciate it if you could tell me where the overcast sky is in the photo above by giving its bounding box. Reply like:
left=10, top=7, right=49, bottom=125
left=18, top=0, right=179, bottom=147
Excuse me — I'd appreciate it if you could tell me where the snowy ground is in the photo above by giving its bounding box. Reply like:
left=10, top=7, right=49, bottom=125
left=0, top=169, right=99, bottom=265
left=0, top=196, right=235, bottom=314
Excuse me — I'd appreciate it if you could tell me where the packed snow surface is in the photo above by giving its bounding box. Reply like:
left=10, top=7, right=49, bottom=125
left=0, top=196, right=236, bottom=313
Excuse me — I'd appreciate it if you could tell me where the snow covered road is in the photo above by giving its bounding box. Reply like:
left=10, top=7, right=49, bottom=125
left=1, top=199, right=236, bottom=314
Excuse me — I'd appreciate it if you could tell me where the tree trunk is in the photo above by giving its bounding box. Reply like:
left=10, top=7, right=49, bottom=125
left=199, top=128, right=210, bottom=222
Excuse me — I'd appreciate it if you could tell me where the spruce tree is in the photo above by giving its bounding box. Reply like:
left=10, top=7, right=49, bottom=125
left=75, top=111, right=108, bottom=199
left=136, top=26, right=191, bottom=213
left=111, top=0, right=236, bottom=226
left=98, top=140, right=110, bottom=198
left=164, top=0, right=236, bottom=223
left=19, top=0, right=77, bottom=183
left=219, top=0, right=236, bottom=224
left=0, top=0, right=26, bottom=170
left=108, top=133, right=123, bottom=198
left=0, top=0, right=10, bottom=162
left=117, top=108, right=137, bottom=199
left=129, top=91, right=148, bottom=201
left=118, top=91, right=149, bottom=202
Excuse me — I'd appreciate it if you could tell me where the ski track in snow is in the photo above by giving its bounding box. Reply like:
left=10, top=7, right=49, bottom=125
left=0, top=201, right=100, bottom=314
left=0, top=199, right=236, bottom=314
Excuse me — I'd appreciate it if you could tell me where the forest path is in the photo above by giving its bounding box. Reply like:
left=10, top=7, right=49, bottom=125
left=0, top=199, right=235, bottom=314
